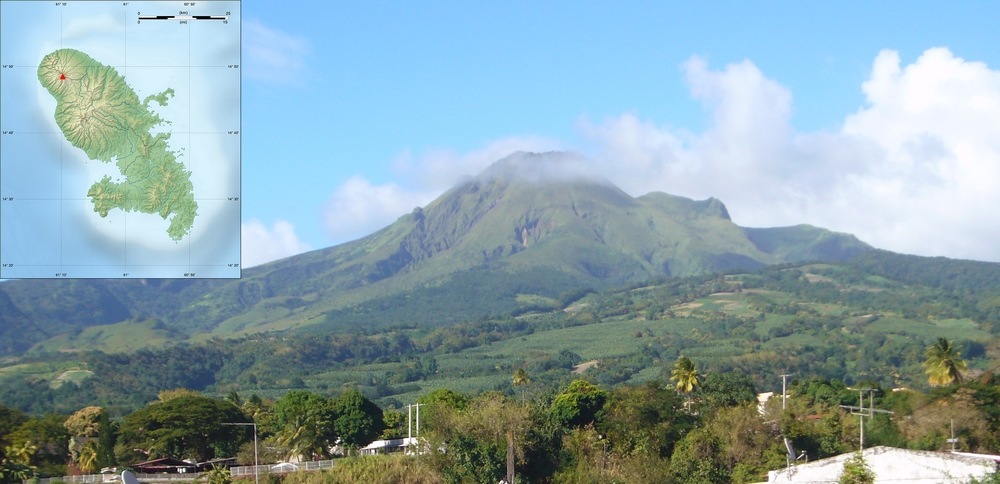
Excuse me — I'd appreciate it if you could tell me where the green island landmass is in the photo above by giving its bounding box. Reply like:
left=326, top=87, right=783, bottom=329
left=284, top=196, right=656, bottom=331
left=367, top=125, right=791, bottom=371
left=37, top=48, right=197, bottom=241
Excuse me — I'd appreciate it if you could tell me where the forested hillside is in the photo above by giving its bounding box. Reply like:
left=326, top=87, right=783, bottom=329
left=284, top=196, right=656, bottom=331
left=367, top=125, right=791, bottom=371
left=1, top=250, right=997, bottom=417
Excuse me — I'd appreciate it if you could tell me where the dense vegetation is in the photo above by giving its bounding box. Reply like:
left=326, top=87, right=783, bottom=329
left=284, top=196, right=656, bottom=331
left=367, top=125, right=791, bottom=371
left=1, top=251, right=999, bottom=481
left=1, top=251, right=998, bottom=417
left=5, top=364, right=1000, bottom=483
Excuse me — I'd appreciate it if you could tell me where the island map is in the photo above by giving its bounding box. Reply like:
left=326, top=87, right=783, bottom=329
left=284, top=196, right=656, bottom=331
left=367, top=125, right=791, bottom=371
left=0, top=0, right=241, bottom=279
left=38, top=48, right=197, bottom=241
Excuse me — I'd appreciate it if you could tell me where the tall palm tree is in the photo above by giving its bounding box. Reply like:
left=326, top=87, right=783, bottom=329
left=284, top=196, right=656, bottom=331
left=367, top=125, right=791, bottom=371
left=923, top=337, right=968, bottom=386
left=670, top=357, right=701, bottom=394
left=512, top=368, right=530, bottom=405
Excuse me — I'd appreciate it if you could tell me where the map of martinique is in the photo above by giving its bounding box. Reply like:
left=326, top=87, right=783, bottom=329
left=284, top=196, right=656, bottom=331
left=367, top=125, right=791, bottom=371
left=38, top=48, right=197, bottom=241
left=0, top=0, right=240, bottom=279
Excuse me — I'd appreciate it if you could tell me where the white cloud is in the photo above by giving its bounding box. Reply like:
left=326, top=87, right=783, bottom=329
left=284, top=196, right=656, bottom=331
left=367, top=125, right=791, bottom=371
left=581, top=48, right=1000, bottom=262
left=314, top=48, right=1000, bottom=262
left=389, top=136, right=563, bottom=190
left=322, top=176, right=433, bottom=243
left=242, top=219, right=312, bottom=268
left=242, top=19, right=310, bottom=85
left=323, top=136, right=560, bottom=243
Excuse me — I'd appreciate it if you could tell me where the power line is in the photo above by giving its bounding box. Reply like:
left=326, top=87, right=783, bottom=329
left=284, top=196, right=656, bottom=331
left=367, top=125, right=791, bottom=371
left=839, top=388, right=893, bottom=451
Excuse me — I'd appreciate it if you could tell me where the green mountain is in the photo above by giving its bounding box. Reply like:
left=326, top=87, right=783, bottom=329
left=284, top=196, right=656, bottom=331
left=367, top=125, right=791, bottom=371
left=0, top=151, right=870, bottom=356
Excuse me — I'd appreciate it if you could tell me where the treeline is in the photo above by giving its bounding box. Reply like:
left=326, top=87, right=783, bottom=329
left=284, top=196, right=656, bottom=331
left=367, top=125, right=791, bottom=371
left=5, top=368, right=1000, bottom=483
left=0, top=387, right=385, bottom=482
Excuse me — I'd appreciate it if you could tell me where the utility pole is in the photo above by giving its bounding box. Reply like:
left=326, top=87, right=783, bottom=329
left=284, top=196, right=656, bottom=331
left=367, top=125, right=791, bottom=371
left=780, top=373, right=791, bottom=410
left=407, top=403, right=424, bottom=454
left=779, top=372, right=794, bottom=476
left=947, top=419, right=959, bottom=452
left=223, top=422, right=258, bottom=484
left=506, top=430, right=515, bottom=484
left=839, top=389, right=893, bottom=451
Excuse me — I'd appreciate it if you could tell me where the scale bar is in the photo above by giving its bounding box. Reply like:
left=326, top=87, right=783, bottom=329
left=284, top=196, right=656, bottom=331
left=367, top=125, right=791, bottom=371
left=138, top=15, right=228, bottom=21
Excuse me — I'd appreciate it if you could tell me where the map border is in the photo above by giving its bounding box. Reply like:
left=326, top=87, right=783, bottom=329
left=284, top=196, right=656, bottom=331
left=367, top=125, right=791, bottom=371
left=0, top=0, right=242, bottom=279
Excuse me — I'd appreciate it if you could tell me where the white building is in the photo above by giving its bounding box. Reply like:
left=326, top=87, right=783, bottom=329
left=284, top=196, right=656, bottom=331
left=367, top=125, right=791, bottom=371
left=358, top=437, right=421, bottom=456
left=768, top=446, right=999, bottom=483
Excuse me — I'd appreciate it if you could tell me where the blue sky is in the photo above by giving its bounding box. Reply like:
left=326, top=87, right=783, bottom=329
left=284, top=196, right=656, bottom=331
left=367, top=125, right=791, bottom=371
left=240, top=1, right=1000, bottom=267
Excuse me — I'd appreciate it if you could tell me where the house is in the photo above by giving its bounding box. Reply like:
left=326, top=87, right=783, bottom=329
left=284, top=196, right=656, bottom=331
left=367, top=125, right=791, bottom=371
left=768, top=446, right=1000, bottom=483
left=197, top=457, right=237, bottom=471
left=358, top=437, right=420, bottom=456
left=132, top=457, right=197, bottom=474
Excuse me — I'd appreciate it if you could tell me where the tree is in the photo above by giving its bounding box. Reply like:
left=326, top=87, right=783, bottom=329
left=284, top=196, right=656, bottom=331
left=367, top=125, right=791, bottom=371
left=96, top=409, right=116, bottom=470
left=670, top=357, right=702, bottom=394
left=6, top=414, right=70, bottom=477
left=116, top=395, right=249, bottom=463
left=839, top=452, right=875, bottom=484
left=598, top=381, right=694, bottom=458
left=423, top=392, right=530, bottom=484
left=272, top=390, right=337, bottom=460
left=224, top=390, right=243, bottom=408
left=704, top=405, right=778, bottom=481
left=380, top=408, right=406, bottom=440
left=3, top=441, right=35, bottom=467
left=0, top=459, right=33, bottom=484
left=197, top=465, right=232, bottom=484
left=76, top=440, right=99, bottom=474
left=419, top=388, right=471, bottom=432
left=699, top=372, right=757, bottom=411
left=64, top=406, right=102, bottom=439
left=419, top=388, right=470, bottom=410
left=0, top=404, right=27, bottom=466
left=65, top=406, right=102, bottom=473
left=331, top=390, right=385, bottom=450
left=668, top=428, right=728, bottom=483
left=512, top=368, right=531, bottom=405
left=923, top=337, right=967, bottom=386
left=550, top=380, right=607, bottom=428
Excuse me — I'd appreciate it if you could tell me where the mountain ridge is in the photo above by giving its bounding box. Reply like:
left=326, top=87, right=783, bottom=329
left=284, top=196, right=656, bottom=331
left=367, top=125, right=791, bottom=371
left=0, top=151, right=872, bottom=355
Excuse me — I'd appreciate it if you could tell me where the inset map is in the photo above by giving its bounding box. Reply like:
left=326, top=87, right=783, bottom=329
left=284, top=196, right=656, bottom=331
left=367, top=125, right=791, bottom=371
left=0, top=0, right=241, bottom=278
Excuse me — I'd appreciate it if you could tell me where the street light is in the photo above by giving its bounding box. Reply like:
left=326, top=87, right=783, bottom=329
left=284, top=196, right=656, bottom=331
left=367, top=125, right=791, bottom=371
left=223, top=422, right=258, bottom=484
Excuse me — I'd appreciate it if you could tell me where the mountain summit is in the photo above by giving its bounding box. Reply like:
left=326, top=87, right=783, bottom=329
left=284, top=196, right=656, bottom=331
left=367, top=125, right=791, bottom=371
left=0, top=152, right=871, bottom=355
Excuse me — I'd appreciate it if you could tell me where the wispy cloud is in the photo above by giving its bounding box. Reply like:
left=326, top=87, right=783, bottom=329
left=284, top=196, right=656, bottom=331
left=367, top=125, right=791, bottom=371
left=322, top=136, right=560, bottom=243
left=242, top=219, right=312, bottom=268
left=322, top=176, right=433, bottom=244
left=582, top=48, right=1000, bottom=262
left=242, top=19, right=310, bottom=85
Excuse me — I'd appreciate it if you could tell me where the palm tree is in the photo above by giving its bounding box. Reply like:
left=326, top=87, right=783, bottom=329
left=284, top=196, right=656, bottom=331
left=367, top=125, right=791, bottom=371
left=197, top=465, right=233, bottom=484
left=76, top=440, right=99, bottom=474
left=923, top=337, right=968, bottom=386
left=670, top=357, right=701, bottom=394
left=5, top=441, right=36, bottom=467
left=276, top=415, right=327, bottom=461
left=512, top=368, right=530, bottom=405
